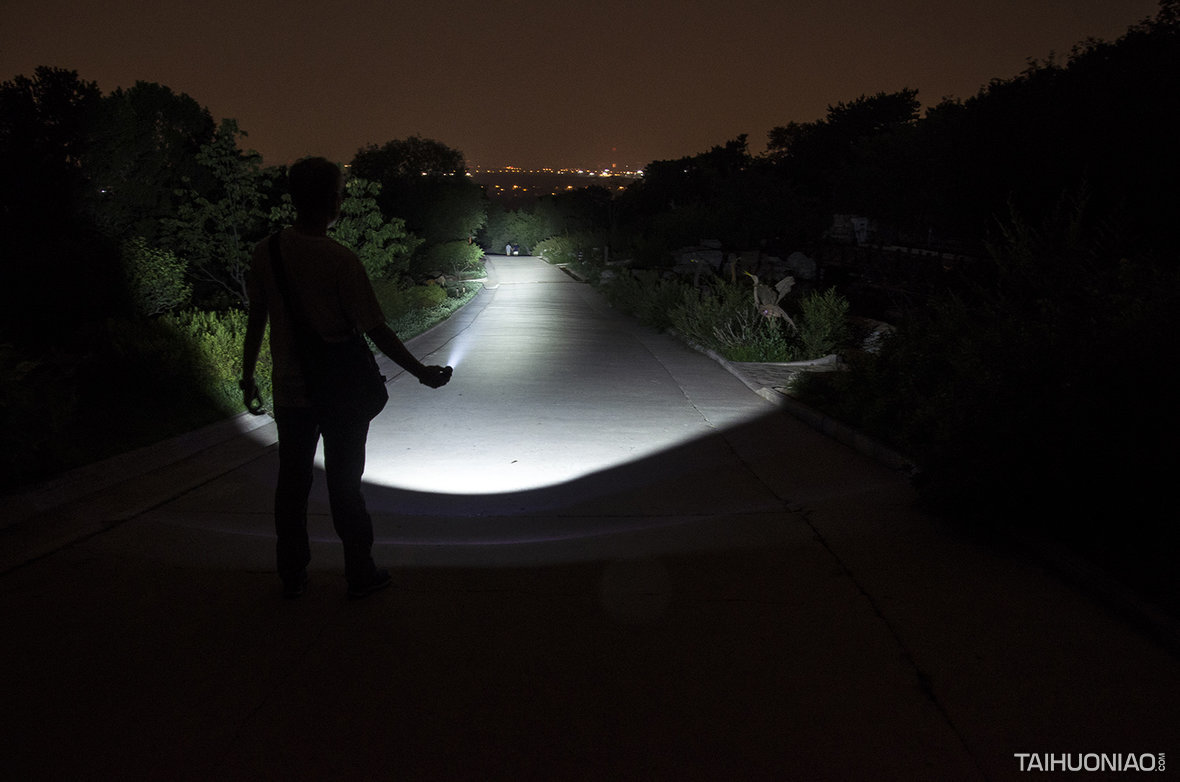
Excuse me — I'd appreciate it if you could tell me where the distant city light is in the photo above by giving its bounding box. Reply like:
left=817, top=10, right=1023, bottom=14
left=467, top=164, right=644, bottom=198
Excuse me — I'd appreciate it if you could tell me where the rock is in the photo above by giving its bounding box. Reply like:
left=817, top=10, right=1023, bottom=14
left=785, top=251, right=818, bottom=281
left=673, top=247, right=723, bottom=269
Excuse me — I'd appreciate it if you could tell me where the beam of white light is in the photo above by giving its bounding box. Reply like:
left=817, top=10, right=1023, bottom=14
left=356, top=271, right=771, bottom=499
left=238, top=257, right=771, bottom=502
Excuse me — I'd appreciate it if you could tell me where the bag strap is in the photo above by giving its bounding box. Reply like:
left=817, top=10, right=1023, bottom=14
left=269, top=231, right=326, bottom=344
left=268, top=232, right=302, bottom=328
left=268, top=230, right=330, bottom=395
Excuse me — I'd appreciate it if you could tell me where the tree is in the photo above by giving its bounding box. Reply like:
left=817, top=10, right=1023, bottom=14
left=165, top=119, right=272, bottom=306
left=350, top=136, right=487, bottom=247
left=766, top=89, right=920, bottom=162
left=765, top=89, right=920, bottom=238
left=269, top=173, right=425, bottom=279
left=86, top=82, right=215, bottom=242
left=329, top=177, right=422, bottom=279
left=0, top=67, right=127, bottom=342
left=352, top=135, right=465, bottom=178
left=413, top=176, right=488, bottom=246
left=540, top=185, right=615, bottom=237
left=615, top=136, right=790, bottom=256
left=0, top=66, right=101, bottom=232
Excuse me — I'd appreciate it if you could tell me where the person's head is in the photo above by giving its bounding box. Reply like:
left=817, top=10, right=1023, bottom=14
left=288, top=157, right=343, bottom=226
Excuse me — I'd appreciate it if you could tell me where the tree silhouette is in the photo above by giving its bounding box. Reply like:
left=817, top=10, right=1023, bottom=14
left=351, top=135, right=486, bottom=247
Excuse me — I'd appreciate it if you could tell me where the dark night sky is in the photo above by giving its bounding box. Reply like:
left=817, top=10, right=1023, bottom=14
left=1, top=0, right=1161, bottom=169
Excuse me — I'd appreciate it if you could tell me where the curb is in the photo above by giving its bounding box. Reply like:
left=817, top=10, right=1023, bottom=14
left=675, top=335, right=919, bottom=475
left=710, top=351, right=917, bottom=474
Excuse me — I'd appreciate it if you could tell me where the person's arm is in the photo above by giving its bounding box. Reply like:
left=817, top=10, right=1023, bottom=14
left=366, top=322, right=451, bottom=388
left=240, top=249, right=268, bottom=411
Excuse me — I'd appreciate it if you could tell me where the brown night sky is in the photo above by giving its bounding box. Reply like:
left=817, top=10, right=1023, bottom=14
left=1, top=0, right=1162, bottom=169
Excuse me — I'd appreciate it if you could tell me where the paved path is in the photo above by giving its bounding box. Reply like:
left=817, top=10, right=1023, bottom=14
left=2, top=256, right=1176, bottom=780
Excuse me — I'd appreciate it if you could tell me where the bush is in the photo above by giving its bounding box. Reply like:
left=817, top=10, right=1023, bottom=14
left=614, top=275, right=851, bottom=363
left=711, top=306, right=798, bottom=362
left=372, top=279, right=446, bottom=319
left=414, top=241, right=485, bottom=277
left=601, top=270, right=689, bottom=331
left=714, top=311, right=797, bottom=362
left=534, top=234, right=609, bottom=279
left=388, top=282, right=480, bottom=337
left=121, top=237, right=191, bottom=316
left=407, top=284, right=447, bottom=309
left=534, top=235, right=578, bottom=266
left=797, top=287, right=851, bottom=359
left=371, top=278, right=408, bottom=320
left=160, top=309, right=272, bottom=409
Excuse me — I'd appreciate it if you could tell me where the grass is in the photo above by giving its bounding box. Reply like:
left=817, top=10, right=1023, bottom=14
left=1, top=280, right=484, bottom=492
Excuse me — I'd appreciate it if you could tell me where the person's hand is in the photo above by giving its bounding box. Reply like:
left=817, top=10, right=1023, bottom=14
left=418, top=365, right=453, bottom=389
left=239, top=377, right=264, bottom=414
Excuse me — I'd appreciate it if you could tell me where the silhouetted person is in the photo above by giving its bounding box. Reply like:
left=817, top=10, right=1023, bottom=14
left=240, top=156, right=450, bottom=599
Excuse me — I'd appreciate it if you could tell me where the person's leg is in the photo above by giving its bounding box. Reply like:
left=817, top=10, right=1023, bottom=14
left=320, top=416, right=385, bottom=592
left=273, top=406, right=319, bottom=592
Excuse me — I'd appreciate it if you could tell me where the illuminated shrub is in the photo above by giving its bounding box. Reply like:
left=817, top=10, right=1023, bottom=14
left=416, top=241, right=484, bottom=276
left=121, top=237, right=191, bottom=316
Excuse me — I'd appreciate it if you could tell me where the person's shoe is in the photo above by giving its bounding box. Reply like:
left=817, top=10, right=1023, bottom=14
left=282, top=571, right=309, bottom=599
left=347, top=568, right=392, bottom=600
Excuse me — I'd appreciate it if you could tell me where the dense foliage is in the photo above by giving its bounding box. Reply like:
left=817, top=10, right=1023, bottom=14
left=351, top=135, right=488, bottom=253
left=0, top=69, right=485, bottom=488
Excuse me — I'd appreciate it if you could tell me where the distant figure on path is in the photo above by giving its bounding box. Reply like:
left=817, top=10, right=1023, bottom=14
left=240, top=156, right=451, bottom=600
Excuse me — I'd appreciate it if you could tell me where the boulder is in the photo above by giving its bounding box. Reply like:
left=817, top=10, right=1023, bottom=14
left=785, top=251, right=818, bottom=280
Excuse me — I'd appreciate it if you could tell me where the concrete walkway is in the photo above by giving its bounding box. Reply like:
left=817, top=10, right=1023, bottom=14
left=2, top=256, right=1176, bottom=781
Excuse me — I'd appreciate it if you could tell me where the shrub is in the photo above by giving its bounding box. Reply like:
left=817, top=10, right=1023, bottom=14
left=388, top=281, right=480, bottom=337
left=160, top=308, right=273, bottom=409
left=121, top=237, right=191, bottom=316
left=797, top=287, right=851, bottom=359
left=406, top=283, right=447, bottom=309
left=535, top=233, right=609, bottom=271
left=664, top=278, right=850, bottom=362
left=669, top=281, right=747, bottom=347
left=415, top=241, right=485, bottom=277
left=714, top=311, right=797, bottom=362
left=534, top=235, right=578, bottom=266
left=371, top=278, right=404, bottom=319
left=373, top=278, right=449, bottom=319
left=602, top=270, right=686, bottom=331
